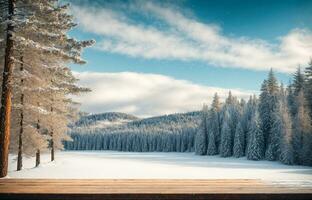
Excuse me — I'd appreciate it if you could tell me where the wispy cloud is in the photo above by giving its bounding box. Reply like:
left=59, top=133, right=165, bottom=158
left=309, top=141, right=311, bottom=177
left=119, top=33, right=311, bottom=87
left=73, top=71, right=254, bottom=117
left=71, top=2, right=312, bottom=73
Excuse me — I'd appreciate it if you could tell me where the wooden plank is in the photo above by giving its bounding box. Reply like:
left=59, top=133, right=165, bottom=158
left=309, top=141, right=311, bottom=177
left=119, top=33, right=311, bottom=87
left=0, top=179, right=311, bottom=200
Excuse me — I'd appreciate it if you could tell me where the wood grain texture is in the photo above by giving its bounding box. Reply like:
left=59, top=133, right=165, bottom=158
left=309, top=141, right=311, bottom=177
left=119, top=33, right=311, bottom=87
left=0, top=179, right=311, bottom=200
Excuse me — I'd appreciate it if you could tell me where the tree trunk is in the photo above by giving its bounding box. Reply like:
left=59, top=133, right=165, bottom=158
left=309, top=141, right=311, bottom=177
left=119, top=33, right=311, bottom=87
left=35, top=119, right=40, bottom=167
left=51, top=139, right=54, bottom=161
left=16, top=96, right=23, bottom=171
left=17, top=57, right=24, bottom=171
left=50, top=105, right=54, bottom=161
left=0, top=0, right=16, bottom=178
left=35, top=149, right=40, bottom=167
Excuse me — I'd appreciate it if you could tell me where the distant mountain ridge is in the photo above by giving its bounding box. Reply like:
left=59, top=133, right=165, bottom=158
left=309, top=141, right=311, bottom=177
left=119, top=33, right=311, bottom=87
left=128, top=111, right=201, bottom=127
left=74, top=112, right=139, bottom=127
left=73, top=111, right=201, bottom=130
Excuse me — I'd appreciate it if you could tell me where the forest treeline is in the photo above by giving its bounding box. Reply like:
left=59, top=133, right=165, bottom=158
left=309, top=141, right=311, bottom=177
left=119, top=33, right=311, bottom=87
left=66, top=65, right=312, bottom=166
left=195, top=67, right=312, bottom=166
left=65, top=112, right=200, bottom=152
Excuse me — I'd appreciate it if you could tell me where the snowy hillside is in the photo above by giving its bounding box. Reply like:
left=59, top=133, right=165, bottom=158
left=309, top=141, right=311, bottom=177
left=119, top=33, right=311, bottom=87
left=73, top=111, right=200, bottom=130
left=7, top=151, right=312, bottom=185
left=86, top=119, right=133, bottom=129
left=74, top=112, right=139, bottom=128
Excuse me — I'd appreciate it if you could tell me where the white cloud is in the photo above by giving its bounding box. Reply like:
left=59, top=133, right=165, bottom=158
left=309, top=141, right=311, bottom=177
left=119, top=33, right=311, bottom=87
left=73, top=71, right=254, bottom=117
left=71, top=2, right=312, bottom=73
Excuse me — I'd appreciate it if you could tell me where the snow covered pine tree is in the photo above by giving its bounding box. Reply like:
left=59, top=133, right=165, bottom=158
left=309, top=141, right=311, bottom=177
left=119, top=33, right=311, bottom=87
left=195, top=104, right=209, bottom=155
left=206, top=93, right=221, bottom=155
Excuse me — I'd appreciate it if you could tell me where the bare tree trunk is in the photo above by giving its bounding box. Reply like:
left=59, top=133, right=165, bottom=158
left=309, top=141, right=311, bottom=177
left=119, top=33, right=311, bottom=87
left=0, top=0, right=16, bottom=178
left=16, top=94, right=24, bottom=171
left=35, top=119, right=40, bottom=167
left=35, top=149, right=40, bottom=167
left=51, top=137, right=54, bottom=161
left=17, top=57, right=24, bottom=171
left=50, top=105, right=54, bottom=161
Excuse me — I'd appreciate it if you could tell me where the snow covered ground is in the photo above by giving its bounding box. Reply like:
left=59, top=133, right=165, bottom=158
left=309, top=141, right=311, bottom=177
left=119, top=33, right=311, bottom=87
left=5, top=151, right=312, bottom=185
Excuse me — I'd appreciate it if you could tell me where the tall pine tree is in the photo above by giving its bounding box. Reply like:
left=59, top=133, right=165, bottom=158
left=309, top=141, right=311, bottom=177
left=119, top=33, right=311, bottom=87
left=259, top=69, right=279, bottom=160
left=292, top=91, right=312, bottom=165
left=195, top=104, right=208, bottom=155
left=220, top=109, right=232, bottom=157
left=278, top=93, right=294, bottom=165
left=247, top=111, right=265, bottom=160
left=233, top=121, right=244, bottom=158
left=206, top=93, right=221, bottom=155
left=293, top=67, right=305, bottom=95
left=305, top=59, right=312, bottom=118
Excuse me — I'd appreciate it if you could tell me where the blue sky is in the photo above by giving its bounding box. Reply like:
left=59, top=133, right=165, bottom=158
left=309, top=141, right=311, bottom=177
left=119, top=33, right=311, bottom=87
left=68, top=0, right=312, bottom=116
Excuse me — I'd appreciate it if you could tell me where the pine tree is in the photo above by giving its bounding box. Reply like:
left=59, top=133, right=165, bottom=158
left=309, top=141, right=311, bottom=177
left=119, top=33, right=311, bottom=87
left=46, top=67, right=90, bottom=161
left=195, top=104, right=208, bottom=155
left=266, top=109, right=281, bottom=161
left=305, top=59, right=312, bottom=118
left=0, top=0, right=15, bottom=178
left=243, top=95, right=258, bottom=154
left=220, top=110, right=232, bottom=157
left=286, top=67, right=306, bottom=120
left=293, top=67, right=305, bottom=95
left=206, top=93, right=221, bottom=155
left=211, top=93, right=222, bottom=111
left=287, top=83, right=296, bottom=117
left=233, top=122, right=244, bottom=158
left=213, top=93, right=222, bottom=151
left=258, top=80, right=270, bottom=144
left=267, top=69, right=279, bottom=94
left=206, top=126, right=217, bottom=155
left=247, top=111, right=265, bottom=160
left=278, top=98, right=294, bottom=165
left=258, top=69, right=279, bottom=160
left=225, top=91, right=235, bottom=105
left=293, top=91, right=312, bottom=165
left=265, top=85, right=286, bottom=161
